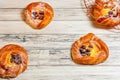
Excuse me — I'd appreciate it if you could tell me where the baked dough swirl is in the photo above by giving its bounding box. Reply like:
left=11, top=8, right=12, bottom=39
left=71, top=33, right=109, bottom=65
left=0, top=44, right=28, bottom=78
left=84, top=0, right=120, bottom=27
left=23, top=2, right=54, bottom=29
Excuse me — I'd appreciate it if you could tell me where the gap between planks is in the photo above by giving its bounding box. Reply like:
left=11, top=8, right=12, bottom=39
left=0, top=21, right=119, bottom=34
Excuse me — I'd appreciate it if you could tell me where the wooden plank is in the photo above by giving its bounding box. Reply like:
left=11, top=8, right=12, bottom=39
left=10, top=66, right=120, bottom=80
left=0, top=34, right=119, bottom=48
left=27, top=49, right=120, bottom=66
left=0, top=34, right=119, bottom=43
left=13, top=75, right=120, bottom=80
left=0, top=9, right=88, bottom=21
left=0, top=0, right=82, bottom=8
left=0, top=21, right=118, bottom=34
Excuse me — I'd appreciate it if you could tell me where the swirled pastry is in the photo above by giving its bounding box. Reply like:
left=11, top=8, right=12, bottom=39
left=71, top=33, right=109, bottom=65
left=0, top=44, right=28, bottom=78
left=84, top=0, right=120, bottom=27
left=23, top=2, right=54, bottom=29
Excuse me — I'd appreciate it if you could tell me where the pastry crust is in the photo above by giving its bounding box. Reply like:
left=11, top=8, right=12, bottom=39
left=84, top=0, right=120, bottom=27
left=71, top=33, right=109, bottom=65
left=23, top=2, right=54, bottom=29
left=0, top=44, right=28, bottom=78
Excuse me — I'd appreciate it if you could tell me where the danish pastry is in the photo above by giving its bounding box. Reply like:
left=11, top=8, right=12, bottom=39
left=23, top=2, right=54, bottom=29
left=71, top=33, right=109, bottom=65
left=84, top=0, right=120, bottom=27
left=0, top=44, right=28, bottom=78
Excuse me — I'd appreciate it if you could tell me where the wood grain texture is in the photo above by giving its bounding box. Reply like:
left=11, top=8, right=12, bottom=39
left=0, top=0, right=82, bottom=8
left=0, top=0, right=120, bottom=80
left=11, top=66, right=120, bottom=80
left=0, top=9, right=88, bottom=21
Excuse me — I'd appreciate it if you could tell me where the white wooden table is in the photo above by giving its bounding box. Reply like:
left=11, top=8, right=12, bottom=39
left=0, top=0, right=120, bottom=80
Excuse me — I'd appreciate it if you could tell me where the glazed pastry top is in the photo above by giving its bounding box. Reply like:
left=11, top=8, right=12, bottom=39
left=0, top=44, right=28, bottom=78
left=23, top=2, right=54, bottom=29
left=72, top=33, right=109, bottom=65
left=84, top=0, right=120, bottom=27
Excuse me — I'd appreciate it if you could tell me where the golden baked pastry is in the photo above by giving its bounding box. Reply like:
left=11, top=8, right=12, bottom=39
left=0, top=44, right=28, bottom=78
left=84, top=0, right=120, bottom=27
left=71, top=33, right=109, bottom=65
left=23, top=2, right=54, bottom=29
